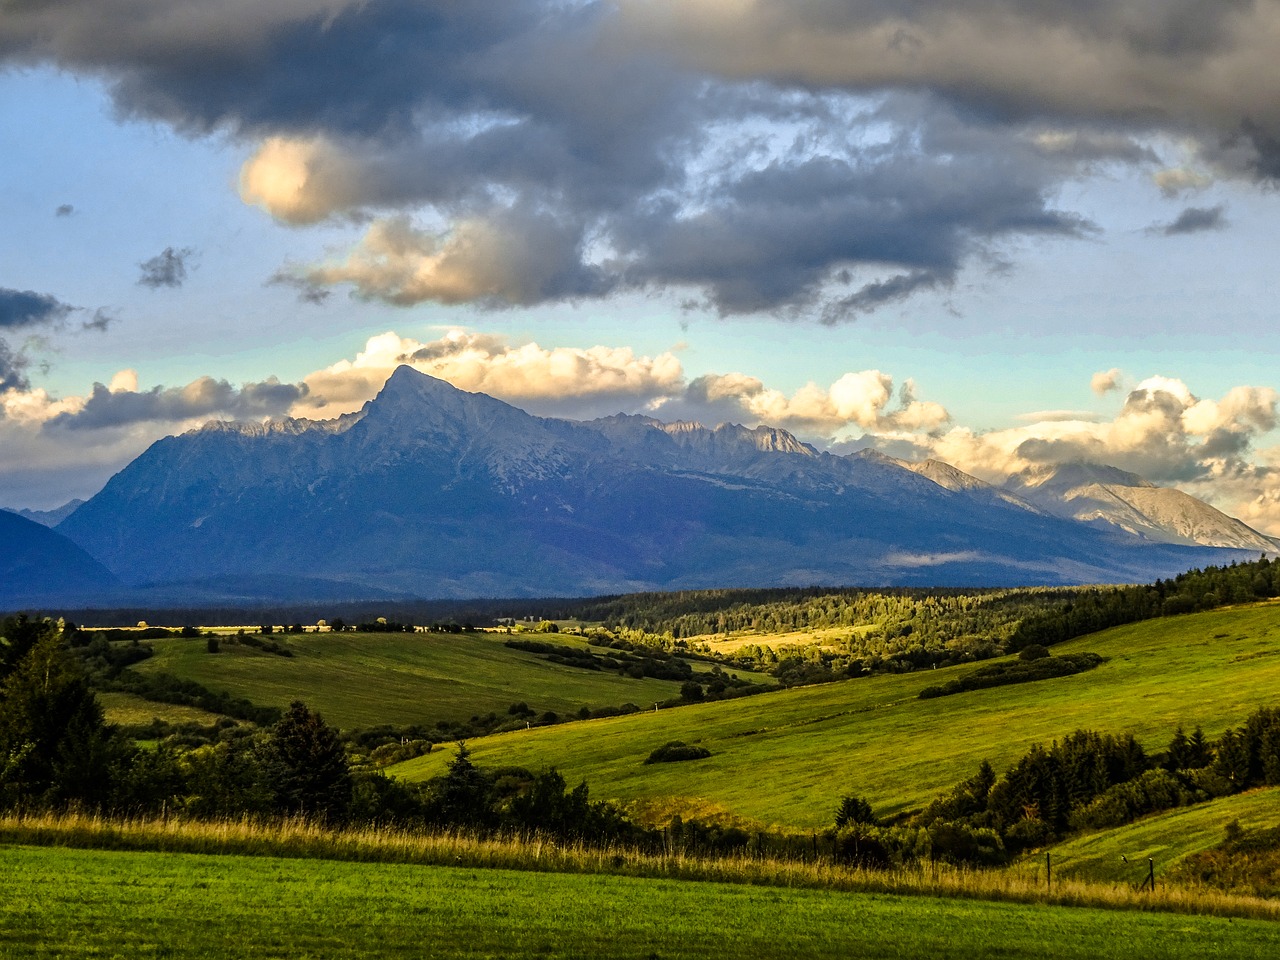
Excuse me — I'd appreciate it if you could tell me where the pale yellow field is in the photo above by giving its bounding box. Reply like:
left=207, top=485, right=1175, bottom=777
left=98, top=692, right=230, bottom=727
left=698, top=624, right=877, bottom=654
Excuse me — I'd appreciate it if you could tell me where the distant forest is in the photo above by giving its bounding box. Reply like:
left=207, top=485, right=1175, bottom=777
left=569, top=557, right=1280, bottom=682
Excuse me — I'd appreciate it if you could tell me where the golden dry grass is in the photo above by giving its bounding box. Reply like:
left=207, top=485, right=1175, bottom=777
left=3, top=810, right=1278, bottom=923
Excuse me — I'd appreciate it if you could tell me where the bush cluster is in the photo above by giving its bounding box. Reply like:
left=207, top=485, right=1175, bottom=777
left=643, top=741, right=712, bottom=764
left=918, top=651, right=1104, bottom=699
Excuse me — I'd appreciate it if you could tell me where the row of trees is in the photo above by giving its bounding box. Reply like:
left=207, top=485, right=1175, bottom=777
left=829, top=707, right=1280, bottom=868
left=1008, top=556, right=1280, bottom=651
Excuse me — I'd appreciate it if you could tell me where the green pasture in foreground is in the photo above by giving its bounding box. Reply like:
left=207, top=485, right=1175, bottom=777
left=1043, top=787, right=1280, bottom=884
left=130, top=630, right=724, bottom=729
left=393, top=603, right=1280, bottom=828
left=3, top=844, right=1277, bottom=960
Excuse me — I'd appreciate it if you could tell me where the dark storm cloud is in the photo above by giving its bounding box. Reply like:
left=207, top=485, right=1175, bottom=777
left=0, top=288, right=77, bottom=393
left=0, top=288, right=75, bottom=329
left=612, top=103, right=1092, bottom=316
left=1150, top=204, right=1228, bottom=237
left=0, top=340, right=31, bottom=393
left=138, top=246, right=196, bottom=288
left=621, top=1, right=1280, bottom=178
left=46, top=375, right=308, bottom=430
left=5, top=1, right=1274, bottom=317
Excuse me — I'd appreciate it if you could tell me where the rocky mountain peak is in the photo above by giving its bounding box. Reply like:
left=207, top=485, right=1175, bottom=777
left=1008, top=460, right=1154, bottom=494
left=909, top=459, right=992, bottom=492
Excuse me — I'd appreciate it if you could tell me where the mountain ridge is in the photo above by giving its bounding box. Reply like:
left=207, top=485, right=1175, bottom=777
left=1005, top=460, right=1274, bottom=552
left=21, top=366, right=1267, bottom=604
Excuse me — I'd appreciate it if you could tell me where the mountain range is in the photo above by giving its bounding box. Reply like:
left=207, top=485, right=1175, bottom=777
left=2, top=366, right=1273, bottom=608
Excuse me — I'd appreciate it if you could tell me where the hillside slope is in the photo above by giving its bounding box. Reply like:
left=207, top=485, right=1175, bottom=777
left=392, top=603, right=1280, bottom=828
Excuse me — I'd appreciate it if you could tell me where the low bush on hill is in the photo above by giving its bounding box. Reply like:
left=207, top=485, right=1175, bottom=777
left=918, top=651, right=1104, bottom=699
left=644, top=741, right=712, bottom=764
left=229, top=633, right=294, bottom=657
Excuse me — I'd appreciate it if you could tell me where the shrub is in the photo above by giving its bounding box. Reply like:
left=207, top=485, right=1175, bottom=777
left=1069, top=768, right=1200, bottom=831
left=644, top=741, right=712, bottom=764
left=834, top=795, right=876, bottom=828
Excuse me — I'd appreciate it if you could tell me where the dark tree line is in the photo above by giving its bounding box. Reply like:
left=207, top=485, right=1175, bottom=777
left=833, top=705, right=1280, bottom=869
left=1007, top=557, right=1280, bottom=651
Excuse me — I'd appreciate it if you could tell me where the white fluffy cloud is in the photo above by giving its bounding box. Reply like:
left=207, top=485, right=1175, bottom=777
left=661, top=369, right=949, bottom=439
left=280, top=211, right=606, bottom=308
left=294, top=329, right=950, bottom=438
left=1090, top=368, right=1124, bottom=395
left=921, top=375, right=1280, bottom=532
left=239, top=136, right=366, bottom=225
left=295, top=330, right=685, bottom=421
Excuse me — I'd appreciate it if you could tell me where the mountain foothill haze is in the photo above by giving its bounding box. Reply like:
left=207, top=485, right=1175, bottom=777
left=2, top=366, right=1273, bottom=607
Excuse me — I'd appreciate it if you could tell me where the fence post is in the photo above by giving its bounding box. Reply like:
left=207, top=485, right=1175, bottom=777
left=1046, top=852, right=1051, bottom=893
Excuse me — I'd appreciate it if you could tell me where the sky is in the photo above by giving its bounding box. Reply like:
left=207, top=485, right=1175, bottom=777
left=1, top=1, right=1278, bottom=534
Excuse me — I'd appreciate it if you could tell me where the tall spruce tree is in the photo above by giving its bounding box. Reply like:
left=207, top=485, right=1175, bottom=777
left=0, top=616, right=124, bottom=809
left=262, top=700, right=352, bottom=823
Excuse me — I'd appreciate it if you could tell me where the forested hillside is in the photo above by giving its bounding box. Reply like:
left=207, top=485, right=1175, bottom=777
left=564, top=557, right=1280, bottom=680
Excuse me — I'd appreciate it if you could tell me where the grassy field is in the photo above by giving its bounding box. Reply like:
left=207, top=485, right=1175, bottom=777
left=97, top=691, right=230, bottom=727
left=698, top=624, right=877, bottom=654
left=391, top=603, right=1280, bottom=828
left=1041, top=787, right=1280, bottom=883
left=3, top=840, right=1278, bottom=960
left=125, top=630, right=739, bottom=730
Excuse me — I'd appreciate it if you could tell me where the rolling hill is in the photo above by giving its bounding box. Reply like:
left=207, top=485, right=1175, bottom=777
left=120, top=628, right=766, bottom=730
left=390, top=602, right=1280, bottom=828
left=0, top=509, right=120, bottom=608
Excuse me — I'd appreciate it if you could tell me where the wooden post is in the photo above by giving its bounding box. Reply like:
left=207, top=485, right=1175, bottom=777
left=1046, top=852, right=1051, bottom=893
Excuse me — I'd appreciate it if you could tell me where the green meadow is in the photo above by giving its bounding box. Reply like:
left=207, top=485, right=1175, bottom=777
left=391, top=603, right=1280, bottom=828
left=3, top=842, right=1278, bottom=960
left=1043, top=787, right=1280, bottom=883
left=128, top=629, right=726, bottom=729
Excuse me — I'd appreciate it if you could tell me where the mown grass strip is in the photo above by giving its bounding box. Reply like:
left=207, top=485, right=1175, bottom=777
left=2, top=811, right=1278, bottom=923
left=3, top=842, right=1278, bottom=960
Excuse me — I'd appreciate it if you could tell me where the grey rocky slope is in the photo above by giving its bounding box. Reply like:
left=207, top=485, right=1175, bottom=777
left=50, top=366, right=1258, bottom=601
left=1006, top=461, right=1277, bottom=552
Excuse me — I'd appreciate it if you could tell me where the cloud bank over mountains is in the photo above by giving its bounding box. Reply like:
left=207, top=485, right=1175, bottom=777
left=5, top=0, right=1272, bottom=319
left=3, top=329, right=1277, bottom=536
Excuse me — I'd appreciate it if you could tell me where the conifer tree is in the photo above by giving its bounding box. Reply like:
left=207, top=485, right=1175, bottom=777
left=262, top=700, right=352, bottom=823
left=0, top=617, right=124, bottom=809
